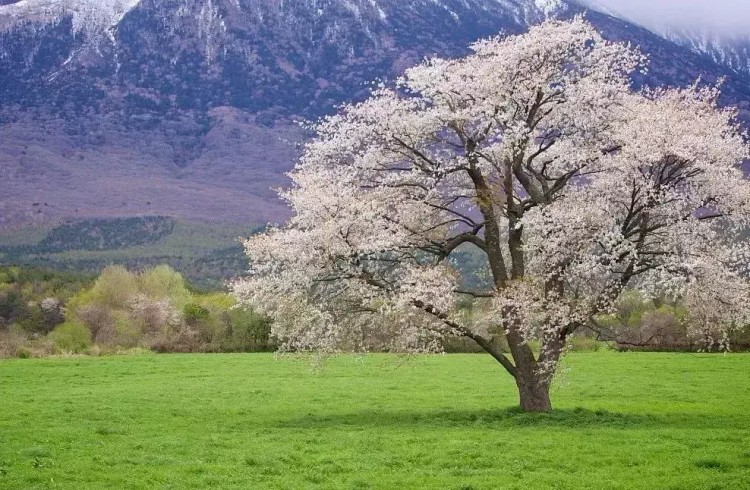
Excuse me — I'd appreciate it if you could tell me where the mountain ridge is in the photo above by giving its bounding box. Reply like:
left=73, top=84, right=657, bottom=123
left=579, top=0, right=750, bottom=78
left=1, top=0, right=748, bottom=230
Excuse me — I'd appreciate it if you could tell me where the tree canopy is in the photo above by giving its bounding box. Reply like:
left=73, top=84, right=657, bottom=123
left=233, top=18, right=750, bottom=411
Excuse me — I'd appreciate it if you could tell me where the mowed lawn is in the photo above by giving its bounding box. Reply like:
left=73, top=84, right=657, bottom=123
left=1, top=352, right=749, bottom=489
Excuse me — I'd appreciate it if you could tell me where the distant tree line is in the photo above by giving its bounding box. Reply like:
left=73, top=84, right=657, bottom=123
left=2, top=263, right=749, bottom=359
left=0, top=217, right=176, bottom=256
left=0, top=218, right=252, bottom=289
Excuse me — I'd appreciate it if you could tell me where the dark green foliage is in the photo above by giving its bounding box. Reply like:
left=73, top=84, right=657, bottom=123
left=0, top=265, right=92, bottom=293
left=0, top=266, right=91, bottom=333
left=15, top=306, right=49, bottom=335
left=36, top=216, right=176, bottom=252
left=220, top=307, right=274, bottom=352
left=0, top=220, right=260, bottom=289
left=0, top=288, right=26, bottom=327
left=183, top=303, right=210, bottom=326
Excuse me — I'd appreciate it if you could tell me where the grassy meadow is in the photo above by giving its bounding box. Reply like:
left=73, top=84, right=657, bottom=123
left=1, top=352, right=749, bottom=489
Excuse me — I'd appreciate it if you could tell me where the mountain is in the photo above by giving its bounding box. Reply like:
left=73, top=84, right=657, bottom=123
left=660, top=28, right=750, bottom=78
left=1, top=0, right=749, bottom=232
left=579, top=1, right=750, bottom=78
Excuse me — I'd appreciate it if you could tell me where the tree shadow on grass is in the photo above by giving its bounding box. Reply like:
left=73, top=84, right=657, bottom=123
left=274, top=407, right=722, bottom=431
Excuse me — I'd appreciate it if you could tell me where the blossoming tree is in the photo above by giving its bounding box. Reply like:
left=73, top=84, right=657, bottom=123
left=233, top=18, right=750, bottom=412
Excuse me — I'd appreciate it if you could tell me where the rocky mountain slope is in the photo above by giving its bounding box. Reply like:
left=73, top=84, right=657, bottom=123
left=1, top=0, right=749, bottom=230
left=662, top=28, right=750, bottom=78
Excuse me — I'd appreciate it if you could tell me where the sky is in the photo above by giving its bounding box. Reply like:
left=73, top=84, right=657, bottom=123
left=588, top=0, right=750, bottom=35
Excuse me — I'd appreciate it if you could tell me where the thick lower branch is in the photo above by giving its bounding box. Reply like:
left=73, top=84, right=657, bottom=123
left=411, top=299, right=517, bottom=377
left=463, top=329, right=518, bottom=378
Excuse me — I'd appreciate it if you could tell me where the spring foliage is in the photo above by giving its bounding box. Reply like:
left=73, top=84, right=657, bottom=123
left=0, top=265, right=273, bottom=357
left=234, top=18, right=750, bottom=408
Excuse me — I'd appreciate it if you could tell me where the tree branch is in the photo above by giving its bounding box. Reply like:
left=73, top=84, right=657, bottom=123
left=411, top=299, right=517, bottom=377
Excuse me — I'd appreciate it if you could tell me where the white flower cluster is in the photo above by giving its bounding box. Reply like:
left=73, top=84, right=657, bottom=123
left=233, top=18, right=750, bottom=375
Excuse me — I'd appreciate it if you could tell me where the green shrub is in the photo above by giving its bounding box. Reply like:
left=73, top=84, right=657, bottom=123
left=0, top=288, right=27, bottom=328
left=72, top=266, right=138, bottom=310
left=16, top=305, right=48, bottom=334
left=2, top=265, right=278, bottom=355
left=138, top=265, right=192, bottom=308
left=222, top=308, right=274, bottom=352
left=51, top=322, right=91, bottom=353
left=113, top=312, right=141, bottom=348
left=183, top=303, right=210, bottom=326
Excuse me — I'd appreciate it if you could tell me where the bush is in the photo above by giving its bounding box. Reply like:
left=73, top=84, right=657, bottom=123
left=2, top=265, right=279, bottom=356
left=113, top=312, right=142, bottom=348
left=595, top=292, right=698, bottom=351
left=730, top=325, right=750, bottom=350
left=51, top=322, right=91, bottom=353
left=40, top=298, right=65, bottom=330
left=75, top=303, right=115, bottom=344
left=138, top=265, right=192, bottom=309
left=76, top=266, right=138, bottom=310
left=130, top=295, right=180, bottom=335
left=221, top=308, right=274, bottom=352
left=0, top=288, right=27, bottom=328
left=14, top=298, right=66, bottom=335
left=0, top=326, right=29, bottom=358
left=183, top=303, right=210, bottom=326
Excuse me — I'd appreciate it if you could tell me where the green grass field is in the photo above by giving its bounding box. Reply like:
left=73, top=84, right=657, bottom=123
left=1, top=352, right=749, bottom=489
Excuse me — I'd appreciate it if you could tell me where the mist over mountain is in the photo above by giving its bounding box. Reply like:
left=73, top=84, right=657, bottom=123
left=584, top=0, right=750, bottom=77
left=588, top=0, right=750, bottom=33
left=1, top=0, right=749, bottom=230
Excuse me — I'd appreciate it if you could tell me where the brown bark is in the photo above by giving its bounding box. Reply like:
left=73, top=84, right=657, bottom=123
left=514, top=363, right=552, bottom=412
left=467, top=334, right=555, bottom=412
left=457, top=127, right=563, bottom=412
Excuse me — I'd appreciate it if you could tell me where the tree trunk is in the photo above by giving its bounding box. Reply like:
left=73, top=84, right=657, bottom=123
left=462, top=322, right=555, bottom=412
left=515, top=367, right=552, bottom=412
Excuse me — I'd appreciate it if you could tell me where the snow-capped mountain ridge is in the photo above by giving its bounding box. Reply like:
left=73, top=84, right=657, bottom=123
left=0, top=0, right=575, bottom=120
left=574, top=1, right=750, bottom=77
left=0, top=0, right=560, bottom=69
left=661, top=27, right=750, bottom=77
left=0, top=0, right=142, bottom=37
left=0, top=0, right=569, bottom=34
left=3, top=0, right=747, bottom=78
left=1, top=0, right=749, bottom=230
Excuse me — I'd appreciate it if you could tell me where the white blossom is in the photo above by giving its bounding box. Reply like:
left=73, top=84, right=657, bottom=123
left=233, top=18, right=750, bottom=411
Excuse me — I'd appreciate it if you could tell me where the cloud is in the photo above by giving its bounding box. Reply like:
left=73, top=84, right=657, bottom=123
left=584, top=0, right=750, bottom=36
